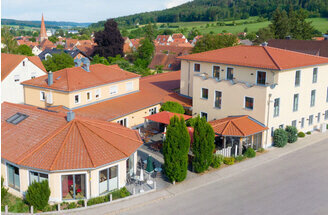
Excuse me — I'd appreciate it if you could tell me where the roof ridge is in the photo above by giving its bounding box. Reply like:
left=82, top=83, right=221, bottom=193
left=230, top=120, right=246, bottom=136
left=262, top=46, right=282, bottom=70
left=221, top=120, right=232, bottom=135
left=65, top=68, right=71, bottom=91
left=17, top=120, right=73, bottom=165
left=78, top=120, right=129, bottom=157
left=49, top=121, right=75, bottom=170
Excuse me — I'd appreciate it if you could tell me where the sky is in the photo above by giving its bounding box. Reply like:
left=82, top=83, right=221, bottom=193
left=1, top=0, right=191, bottom=23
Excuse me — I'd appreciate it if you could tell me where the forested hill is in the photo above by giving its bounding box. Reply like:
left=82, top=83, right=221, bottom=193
left=91, top=0, right=328, bottom=28
left=2, top=19, right=91, bottom=28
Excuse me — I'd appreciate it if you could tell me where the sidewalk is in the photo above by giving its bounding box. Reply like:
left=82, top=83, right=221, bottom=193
left=68, top=131, right=328, bottom=215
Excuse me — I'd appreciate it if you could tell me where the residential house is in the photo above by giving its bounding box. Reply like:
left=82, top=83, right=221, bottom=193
left=178, top=45, right=328, bottom=148
left=16, top=40, right=42, bottom=55
left=130, top=38, right=141, bottom=51
left=1, top=102, right=141, bottom=202
left=1, top=53, right=47, bottom=104
left=155, top=35, right=173, bottom=45
left=123, top=37, right=133, bottom=54
left=39, top=39, right=56, bottom=51
left=39, top=48, right=89, bottom=61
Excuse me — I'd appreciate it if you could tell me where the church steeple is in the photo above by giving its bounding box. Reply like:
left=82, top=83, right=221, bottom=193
left=39, top=13, right=48, bottom=42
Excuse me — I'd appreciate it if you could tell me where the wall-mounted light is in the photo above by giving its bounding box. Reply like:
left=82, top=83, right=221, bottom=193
left=251, top=73, right=254, bottom=75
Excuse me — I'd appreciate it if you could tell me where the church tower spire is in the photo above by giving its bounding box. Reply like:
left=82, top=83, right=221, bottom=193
left=39, top=13, right=48, bottom=42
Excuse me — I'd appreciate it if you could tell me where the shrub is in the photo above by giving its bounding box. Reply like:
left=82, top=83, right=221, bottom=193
left=211, top=154, right=224, bottom=168
left=235, top=155, right=246, bottom=162
left=244, top=148, right=256, bottom=158
left=298, top=132, right=305, bottom=138
left=42, top=204, right=57, bottom=212
left=77, top=199, right=84, bottom=207
left=273, top=128, right=288, bottom=147
left=1, top=177, right=8, bottom=205
left=87, top=196, right=106, bottom=206
left=285, top=126, right=298, bottom=143
left=160, top=101, right=185, bottom=114
left=67, top=202, right=77, bottom=209
left=223, top=157, right=235, bottom=165
left=25, top=180, right=51, bottom=211
left=258, top=148, right=265, bottom=153
left=306, top=131, right=311, bottom=135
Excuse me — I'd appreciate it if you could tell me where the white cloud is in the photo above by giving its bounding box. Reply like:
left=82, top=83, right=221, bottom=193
left=165, top=0, right=191, bottom=9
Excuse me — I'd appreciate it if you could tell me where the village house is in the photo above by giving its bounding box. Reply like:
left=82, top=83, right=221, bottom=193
left=1, top=102, right=142, bottom=202
left=178, top=45, right=328, bottom=148
left=38, top=48, right=89, bottom=61
left=1, top=53, right=47, bottom=104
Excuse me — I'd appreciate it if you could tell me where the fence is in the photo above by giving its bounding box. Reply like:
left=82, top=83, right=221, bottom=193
left=215, top=146, right=232, bottom=157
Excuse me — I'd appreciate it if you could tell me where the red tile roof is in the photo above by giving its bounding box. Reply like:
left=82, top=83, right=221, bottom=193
left=2, top=102, right=143, bottom=171
left=22, top=64, right=140, bottom=91
left=1, top=53, right=47, bottom=81
left=39, top=39, right=55, bottom=50
left=145, top=111, right=191, bottom=125
left=172, top=33, right=185, bottom=40
left=209, top=115, right=268, bottom=137
left=178, top=45, right=328, bottom=70
left=51, top=71, right=191, bottom=121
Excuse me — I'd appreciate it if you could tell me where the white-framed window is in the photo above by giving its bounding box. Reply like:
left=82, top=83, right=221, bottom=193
left=213, top=65, right=220, bottom=79
left=214, top=91, right=222, bottom=109
left=273, top=98, right=280, bottom=117
left=29, top=171, right=48, bottom=185
left=200, top=112, right=208, bottom=121
left=292, top=120, right=297, bottom=128
left=14, top=75, right=20, bottom=82
left=149, top=107, right=157, bottom=115
left=22, top=61, right=25, bottom=67
left=309, top=115, right=313, bottom=125
left=310, top=90, right=316, bottom=107
left=31, top=72, right=36, bottom=79
left=317, top=112, right=320, bottom=123
left=325, top=110, right=328, bottom=120
left=245, top=96, right=254, bottom=110
left=226, top=67, right=234, bottom=80
left=295, top=70, right=301, bottom=86
left=110, top=85, right=118, bottom=95
left=40, top=91, right=46, bottom=101
left=95, top=89, right=101, bottom=99
left=126, top=82, right=133, bottom=91
left=293, top=94, right=299, bottom=112
left=194, top=63, right=200, bottom=72
left=74, top=94, right=81, bottom=104
left=117, top=118, right=128, bottom=127
left=279, top=124, right=284, bottom=129
left=7, top=163, right=20, bottom=191
left=86, top=91, right=92, bottom=101
left=301, top=117, right=305, bottom=128
left=326, top=87, right=328, bottom=102
left=256, top=71, right=266, bottom=85
left=312, top=68, right=318, bottom=83
left=61, top=174, right=86, bottom=200
left=99, top=165, right=118, bottom=194
left=201, top=88, right=208, bottom=99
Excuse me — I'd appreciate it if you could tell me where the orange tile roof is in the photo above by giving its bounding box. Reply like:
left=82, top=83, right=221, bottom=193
left=144, top=111, right=191, bottom=125
left=172, top=33, right=185, bottom=39
left=209, top=115, right=268, bottom=137
left=1, top=102, right=143, bottom=171
left=178, top=45, right=328, bottom=70
left=1, top=53, right=47, bottom=81
left=39, top=39, right=55, bottom=50
left=53, top=71, right=192, bottom=121
left=22, top=64, right=140, bottom=91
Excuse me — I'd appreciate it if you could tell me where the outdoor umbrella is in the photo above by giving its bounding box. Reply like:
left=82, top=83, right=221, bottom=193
left=146, top=155, right=154, bottom=173
left=139, top=168, right=144, bottom=182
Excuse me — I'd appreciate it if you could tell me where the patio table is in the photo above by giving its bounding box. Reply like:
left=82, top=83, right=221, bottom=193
left=147, top=180, right=153, bottom=185
left=155, top=167, right=162, bottom=172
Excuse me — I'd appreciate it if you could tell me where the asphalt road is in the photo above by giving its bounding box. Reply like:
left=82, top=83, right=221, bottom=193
left=122, top=139, right=328, bottom=215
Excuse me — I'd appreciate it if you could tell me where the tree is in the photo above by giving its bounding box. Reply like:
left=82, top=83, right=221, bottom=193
left=1, top=27, right=18, bottom=54
left=93, top=19, right=124, bottom=58
left=56, top=44, right=64, bottom=49
left=48, top=35, right=58, bottom=43
left=25, top=180, right=51, bottom=211
left=289, top=9, right=315, bottom=40
left=17, top=44, right=33, bottom=56
left=135, top=38, right=154, bottom=68
left=192, top=34, right=238, bottom=53
left=192, top=116, right=215, bottom=173
left=1, top=177, right=8, bottom=205
left=163, top=116, right=190, bottom=182
left=144, top=23, right=156, bottom=41
left=246, top=32, right=257, bottom=41
left=254, top=27, right=274, bottom=44
left=160, top=101, right=185, bottom=114
left=42, top=52, right=74, bottom=72
left=270, top=9, right=290, bottom=39
left=91, top=54, right=109, bottom=65
left=273, top=128, right=288, bottom=147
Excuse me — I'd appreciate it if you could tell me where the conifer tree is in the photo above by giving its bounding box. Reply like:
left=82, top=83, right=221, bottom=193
left=163, top=115, right=190, bottom=182
left=270, top=9, right=290, bottom=39
left=192, top=116, right=215, bottom=173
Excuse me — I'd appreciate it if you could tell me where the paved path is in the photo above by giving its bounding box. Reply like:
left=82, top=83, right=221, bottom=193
left=67, top=131, right=328, bottom=215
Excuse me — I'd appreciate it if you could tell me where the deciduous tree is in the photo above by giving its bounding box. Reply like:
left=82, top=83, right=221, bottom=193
left=193, top=34, right=238, bottom=53
left=17, top=44, right=33, bottom=56
left=42, top=52, right=74, bottom=72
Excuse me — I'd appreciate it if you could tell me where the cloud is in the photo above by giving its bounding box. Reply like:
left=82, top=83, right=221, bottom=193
left=165, top=0, right=191, bottom=9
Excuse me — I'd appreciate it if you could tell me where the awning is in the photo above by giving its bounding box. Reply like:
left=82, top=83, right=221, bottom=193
left=144, top=111, right=192, bottom=125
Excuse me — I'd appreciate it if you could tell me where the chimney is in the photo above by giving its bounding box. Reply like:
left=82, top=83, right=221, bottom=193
left=74, top=58, right=82, bottom=67
left=261, top=41, right=268, bottom=47
left=67, top=111, right=75, bottom=122
left=81, top=57, right=90, bottom=72
left=48, top=71, right=53, bottom=86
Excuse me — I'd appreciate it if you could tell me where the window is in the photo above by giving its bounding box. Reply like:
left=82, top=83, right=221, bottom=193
left=310, top=90, right=316, bottom=107
left=295, top=70, right=301, bottom=86
left=62, top=174, right=86, bottom=200
left=31, top=72, right=36, bottom=79
left=117, top=118, right=127, bottom=127
left=194, top=63, right=200, bottom=72
left=325, top=110, right=328, bottom=120
left=29, top=171, right=48, bottom=185
left=22, top=61, right=25, bottom=66
left=149, top=107, right=157, bottom=115
left=326, top=87, right=328, bottom=102
left=213, top=66, right=220, bottom=79
left=226, top=67, right=234, bottom=80
left=7, top=164, right=20, bottom=190
left=6, top=113, right=28, bottom=125
left=273, top=98, right=280, bottom=117
left=317, top=112, right=320, bottom=123
left=201, top=88, right=208, bottom=99
left=292, top=120, right=297, bottom=128
left=301, top=117, right=305, bottom=128
left=74, top=94, right=80, bottom=104
left=200, top=112, right=208, bottom=121
left=14, top=75, right=20, bottom=82
left=214, top=91, right=222, bottom=109
left=245, top=97, right=254, bottom=110
left=99, top=166, right=118, bottom=194
left=309, top=115, right=313, bottom=126
left=126, top=154, right=134, bottom=176
left=271, top=127, right=274, bottom=137
left=40, top=91, right=46, bottom=101
left=279, top=124, right=284, bottom=129
left=86, top=92, right=92, bottom=101
left=256, top=71, right=266, bottom=85
left=95, top=89, right=101, bottom=99
left=110, top=85, right=118, bottom=95
left=293, top=94, right=299, bottom=112
left=312, top=68, right=318, bottom=83
left=126, top=82, right=133, bottom=91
